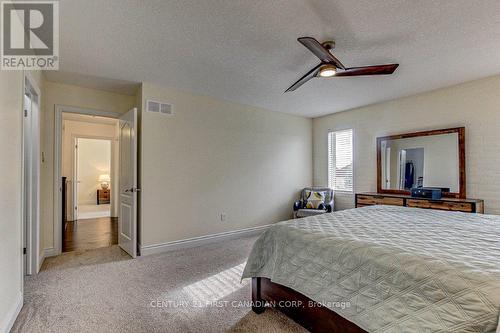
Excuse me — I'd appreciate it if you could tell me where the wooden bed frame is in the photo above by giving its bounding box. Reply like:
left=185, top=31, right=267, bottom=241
left=252, top=277, right=366, bottom=333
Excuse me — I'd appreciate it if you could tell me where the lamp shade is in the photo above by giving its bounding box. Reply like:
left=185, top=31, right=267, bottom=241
left=98, top=174, right=110, bottom=183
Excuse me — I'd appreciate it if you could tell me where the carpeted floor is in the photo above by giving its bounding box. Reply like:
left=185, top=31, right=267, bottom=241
left=12, top=235, right=306, bottom=333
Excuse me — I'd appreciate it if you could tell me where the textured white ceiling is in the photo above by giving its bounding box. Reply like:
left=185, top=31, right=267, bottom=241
left=54, top=0, right=500, bottom=117
left=45, top=71, right=140, bottom=95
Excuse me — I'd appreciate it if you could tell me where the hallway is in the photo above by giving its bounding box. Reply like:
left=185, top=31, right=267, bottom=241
left=77, top=204, right=111, bottom=219
left=63, top=217, right=118, bottom=252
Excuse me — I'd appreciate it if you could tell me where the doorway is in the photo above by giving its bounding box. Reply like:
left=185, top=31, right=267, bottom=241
left=75, top=138, right=112, bottom=219
left=61, top=113, right=119, bottom=252
left=54, top=107, right=139, bottom=259
left=397, top=147, right=424, bottom=190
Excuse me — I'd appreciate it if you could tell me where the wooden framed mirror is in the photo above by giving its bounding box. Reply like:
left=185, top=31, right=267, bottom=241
left=377, top=127, right=466, bottom=199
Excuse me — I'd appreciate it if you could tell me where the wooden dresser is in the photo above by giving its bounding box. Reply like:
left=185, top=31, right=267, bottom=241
left=97, top=189, right=110, bottom=205
left=356, top=192, right=484, bottom=214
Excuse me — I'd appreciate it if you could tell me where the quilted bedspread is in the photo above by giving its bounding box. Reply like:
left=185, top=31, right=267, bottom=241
left=242, top=205, right=500, bottom=332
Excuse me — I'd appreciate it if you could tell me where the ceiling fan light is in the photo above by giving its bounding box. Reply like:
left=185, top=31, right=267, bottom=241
left=319, top=65, right=337, bottom=77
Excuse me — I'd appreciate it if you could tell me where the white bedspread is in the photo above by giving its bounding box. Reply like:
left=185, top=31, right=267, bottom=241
left=243, top=205, right=500, bottom=332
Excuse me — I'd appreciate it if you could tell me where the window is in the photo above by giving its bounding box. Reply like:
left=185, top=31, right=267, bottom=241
left=328, top=129, right=353, bottom=192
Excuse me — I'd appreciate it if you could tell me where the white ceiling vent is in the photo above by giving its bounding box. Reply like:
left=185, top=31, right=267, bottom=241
left=147, top=100, right=174, bottom=116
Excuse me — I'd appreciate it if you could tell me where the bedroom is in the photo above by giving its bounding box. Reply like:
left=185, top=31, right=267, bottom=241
left=0, top=1, right=499, bottom=332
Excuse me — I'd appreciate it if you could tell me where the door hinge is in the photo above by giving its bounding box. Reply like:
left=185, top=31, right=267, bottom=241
left=23, top=247, right=26, bottom=255
left=24, top=109, right=28, bottom=117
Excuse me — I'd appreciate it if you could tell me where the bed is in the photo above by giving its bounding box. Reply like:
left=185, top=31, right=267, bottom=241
left=242, top=205, right=500, bottom=332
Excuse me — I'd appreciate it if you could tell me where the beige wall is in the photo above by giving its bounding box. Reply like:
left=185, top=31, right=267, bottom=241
left=76, top=139, right=111, bottom=205
left=62, top=119, right=118, bottom=220
left=139, top=82, right=312, bottom=246
left=0, top=71, right=23, bottom=333
left=0, top=69, right=43, bottom=332
left=313, top=75, right=500, bottom=214
left=40, top=82, right=136, bottom=251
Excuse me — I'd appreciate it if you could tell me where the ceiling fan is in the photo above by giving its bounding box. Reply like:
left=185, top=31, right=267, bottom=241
left=285, top=37, right=399, bottom=92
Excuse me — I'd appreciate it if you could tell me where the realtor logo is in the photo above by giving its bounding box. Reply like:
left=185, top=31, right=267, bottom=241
left=1, top=1, right=59, bottom=70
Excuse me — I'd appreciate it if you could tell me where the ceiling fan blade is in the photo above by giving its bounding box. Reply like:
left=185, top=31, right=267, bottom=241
left=298, top=37, right=345, bottom=69
left=334, top=64, right=399, bottom=77
left=285, top=63, right=322, bottom=92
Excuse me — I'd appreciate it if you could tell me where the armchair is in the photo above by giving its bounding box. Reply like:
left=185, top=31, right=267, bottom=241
left=293, top=187, right=334, bottom=218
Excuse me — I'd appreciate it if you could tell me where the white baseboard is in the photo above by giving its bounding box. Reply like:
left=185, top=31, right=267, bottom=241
left=38, top=249, right=45, bottom=273
left=44, top=247, right=58, bottom=258
left=140, top=224, right=270, bottom=256
left=0, top=292, right=22, bottom=333
left=36, top=248, right=58, bottom=273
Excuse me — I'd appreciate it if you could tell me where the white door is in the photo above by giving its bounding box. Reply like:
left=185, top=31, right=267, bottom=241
left=398, top=149, right=407, bottom=190
left=22, top=79, right=40, bottom=275
left=118, top=108, right=138, bottom=257
left=385, top=147, right=391, bottom=188
left=74, top=138, right=80, bottom=220
left=22, top=92, right=31, bottom=275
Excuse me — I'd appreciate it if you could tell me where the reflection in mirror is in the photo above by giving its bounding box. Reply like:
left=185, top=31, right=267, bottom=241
left=380, top=133, right=459, bottom=192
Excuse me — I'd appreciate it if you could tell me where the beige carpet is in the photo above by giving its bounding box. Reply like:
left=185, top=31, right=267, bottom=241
left=41, top=245, right=130, bottom=271
left=12, top=236, right=306, bottom=333
left=227, top=309, right=306, bottom=333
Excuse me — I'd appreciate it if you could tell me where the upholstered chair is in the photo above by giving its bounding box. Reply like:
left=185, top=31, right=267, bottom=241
left=293, top=187, right=334, bottom=218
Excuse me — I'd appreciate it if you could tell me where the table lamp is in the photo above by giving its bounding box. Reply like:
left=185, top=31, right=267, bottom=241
left=98, top=174, right=110, bottom=190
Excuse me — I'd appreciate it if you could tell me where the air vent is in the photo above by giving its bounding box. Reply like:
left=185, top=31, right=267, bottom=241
left=147, top=100, right=174, bottom=116
left=147, top=100, right=160, bottom=113
left=160, top=103, right=172, bottom=115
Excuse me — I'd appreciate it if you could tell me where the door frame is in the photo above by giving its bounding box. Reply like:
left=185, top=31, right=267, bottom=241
left=54, top=105, right=120, bottom=255
left=22, top=72, right=41, bottom=275
left=72, top=135, right=115, bottom=221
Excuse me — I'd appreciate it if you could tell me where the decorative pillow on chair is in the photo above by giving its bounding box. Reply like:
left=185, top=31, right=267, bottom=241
left=305, top=190, right=326, bottom=209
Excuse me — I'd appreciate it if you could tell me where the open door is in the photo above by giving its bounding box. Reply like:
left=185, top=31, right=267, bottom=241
left=119, top=108, right=139, bottom=257
left=397, top=149, right=407, bottom=190
left=23, top=77, right=40, bottom=275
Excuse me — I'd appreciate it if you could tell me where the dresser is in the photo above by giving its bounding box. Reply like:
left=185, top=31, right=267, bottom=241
left=355, top=192, right=484, bottom=214
left=97, top=189, right=110, bottom=205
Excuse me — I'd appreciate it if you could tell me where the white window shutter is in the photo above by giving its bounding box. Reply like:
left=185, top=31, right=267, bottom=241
left=328, top=129, right=353, bottom=192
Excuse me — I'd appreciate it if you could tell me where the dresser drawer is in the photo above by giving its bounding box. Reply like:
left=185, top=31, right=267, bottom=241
left=97, top=189, right=111, bottom=204
left=356, top=195, right=404, bottom=207
left=406, top=199, right=473, bottom=213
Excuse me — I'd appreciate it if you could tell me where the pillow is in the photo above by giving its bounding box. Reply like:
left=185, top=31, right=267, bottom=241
left=305, top=190, right=326, bottom=209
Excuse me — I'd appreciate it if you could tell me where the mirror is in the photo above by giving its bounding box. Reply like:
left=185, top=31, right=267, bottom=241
left=377, top=127, right=465, bottom=198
